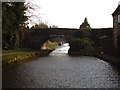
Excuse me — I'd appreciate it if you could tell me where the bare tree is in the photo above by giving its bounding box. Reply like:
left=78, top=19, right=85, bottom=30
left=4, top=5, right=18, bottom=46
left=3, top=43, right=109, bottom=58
left=24, top=0, right=41, bottom=27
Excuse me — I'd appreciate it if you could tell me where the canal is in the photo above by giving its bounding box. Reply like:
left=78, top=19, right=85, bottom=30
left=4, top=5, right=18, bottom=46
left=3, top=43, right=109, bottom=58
left=2, top=43, right=120, bottom=88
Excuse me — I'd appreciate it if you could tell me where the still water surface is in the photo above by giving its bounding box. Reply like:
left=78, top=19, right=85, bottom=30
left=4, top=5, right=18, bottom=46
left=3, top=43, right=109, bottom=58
left=3, top=43, right=120, bottom=88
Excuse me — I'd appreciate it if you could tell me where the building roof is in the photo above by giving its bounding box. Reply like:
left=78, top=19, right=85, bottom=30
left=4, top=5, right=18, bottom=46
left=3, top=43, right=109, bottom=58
left=112, top=5, right=120, bottom=16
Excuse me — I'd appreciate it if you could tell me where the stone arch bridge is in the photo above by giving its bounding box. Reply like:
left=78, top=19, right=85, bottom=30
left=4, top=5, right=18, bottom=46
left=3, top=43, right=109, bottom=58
left=27, top=28, right=81, bottom=49
left=27, top=28, right=112, bottom=49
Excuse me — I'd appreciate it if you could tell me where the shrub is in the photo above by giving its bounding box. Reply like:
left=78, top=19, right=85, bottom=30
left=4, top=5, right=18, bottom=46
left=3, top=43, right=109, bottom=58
left=83, top=46, right=95, bottom=56
left=68, top=37, right=95, bottom=56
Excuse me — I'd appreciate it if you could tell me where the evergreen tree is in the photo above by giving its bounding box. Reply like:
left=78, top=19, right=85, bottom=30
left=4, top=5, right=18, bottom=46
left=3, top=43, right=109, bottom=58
left=79, top=18, right=91, bottom=30
left=2, top=2, right=28, bottom=49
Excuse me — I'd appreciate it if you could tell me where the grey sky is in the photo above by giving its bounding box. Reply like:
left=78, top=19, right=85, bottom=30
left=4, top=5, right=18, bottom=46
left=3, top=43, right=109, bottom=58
left=26, top=0, right=120, bottom=28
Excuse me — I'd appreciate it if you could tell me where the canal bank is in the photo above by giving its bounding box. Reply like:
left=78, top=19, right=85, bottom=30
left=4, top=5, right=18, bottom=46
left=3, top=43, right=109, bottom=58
left=2, top=50, right=53, bottom=66
left=68, top=52, right=120, bottom=67
left=94, top=54, right=120, bottom=67
left=68, top=46, right=120, bottom=68
left=69, top=53, right=120, bottom=68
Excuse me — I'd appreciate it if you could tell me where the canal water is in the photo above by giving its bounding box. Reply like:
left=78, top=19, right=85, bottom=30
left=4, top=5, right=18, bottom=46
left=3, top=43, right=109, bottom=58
left=2, top=43, right=120, bottom=88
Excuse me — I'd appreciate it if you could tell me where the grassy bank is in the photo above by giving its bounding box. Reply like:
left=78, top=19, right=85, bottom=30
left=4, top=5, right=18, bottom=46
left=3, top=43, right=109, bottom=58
left=2, top=50, right=53, bottom=66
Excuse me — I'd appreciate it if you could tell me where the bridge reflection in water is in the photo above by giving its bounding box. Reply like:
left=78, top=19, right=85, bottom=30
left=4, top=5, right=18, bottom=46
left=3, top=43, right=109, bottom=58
left=2, top=43, right=120, bottom=88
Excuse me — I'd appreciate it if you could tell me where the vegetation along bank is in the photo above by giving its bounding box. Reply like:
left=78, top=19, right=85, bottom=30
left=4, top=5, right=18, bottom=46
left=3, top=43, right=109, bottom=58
left=2, top=49, right=53, bottom=66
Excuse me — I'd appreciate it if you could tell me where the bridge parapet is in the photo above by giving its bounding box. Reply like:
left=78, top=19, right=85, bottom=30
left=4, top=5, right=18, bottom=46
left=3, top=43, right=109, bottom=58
left=31, top=28, right=79, bottom=35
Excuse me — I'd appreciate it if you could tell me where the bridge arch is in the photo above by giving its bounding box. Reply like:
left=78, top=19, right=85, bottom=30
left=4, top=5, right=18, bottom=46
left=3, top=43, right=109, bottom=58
left=41, top=37, right=67, bottom=50
left=27, top=28, right=79, bottom=49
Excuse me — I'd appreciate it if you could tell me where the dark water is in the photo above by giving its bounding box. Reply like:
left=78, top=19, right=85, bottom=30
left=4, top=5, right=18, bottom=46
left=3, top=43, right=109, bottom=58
left=2, top=43, right=120, bottom=88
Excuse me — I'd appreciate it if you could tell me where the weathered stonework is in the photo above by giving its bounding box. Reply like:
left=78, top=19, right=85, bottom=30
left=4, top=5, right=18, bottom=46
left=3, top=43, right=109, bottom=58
left=27, top=28, right=112, bottom=50
left=27, top=28, right=79, bottom=49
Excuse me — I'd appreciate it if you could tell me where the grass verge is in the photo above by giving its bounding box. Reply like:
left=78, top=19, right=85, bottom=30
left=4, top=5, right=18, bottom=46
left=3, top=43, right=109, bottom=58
left=2, top=50, right=53, bottom=66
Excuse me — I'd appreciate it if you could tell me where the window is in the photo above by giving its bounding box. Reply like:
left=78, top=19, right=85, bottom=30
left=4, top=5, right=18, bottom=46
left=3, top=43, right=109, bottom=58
left=118, top=15, right=120, bottom=23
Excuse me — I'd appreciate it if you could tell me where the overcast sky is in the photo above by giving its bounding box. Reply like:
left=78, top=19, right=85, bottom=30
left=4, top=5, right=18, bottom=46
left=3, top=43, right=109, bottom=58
left=26, top=0, right=120, bottom=29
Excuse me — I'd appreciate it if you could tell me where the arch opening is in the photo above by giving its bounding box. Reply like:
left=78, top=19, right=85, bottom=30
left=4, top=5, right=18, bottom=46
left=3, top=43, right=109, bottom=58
left=41, top=37, right=67, bottom=50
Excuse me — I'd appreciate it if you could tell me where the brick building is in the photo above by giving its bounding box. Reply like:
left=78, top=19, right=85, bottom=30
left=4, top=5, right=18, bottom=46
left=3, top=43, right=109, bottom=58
left=112, top=3, right=120, bottom=49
